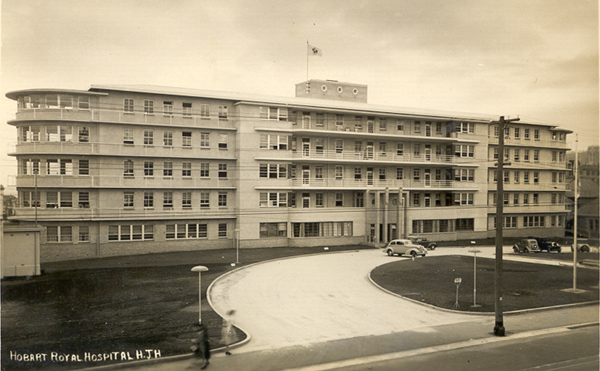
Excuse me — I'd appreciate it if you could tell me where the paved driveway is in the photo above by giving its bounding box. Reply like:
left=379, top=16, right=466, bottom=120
left=208, top=249, right=483, bottom=353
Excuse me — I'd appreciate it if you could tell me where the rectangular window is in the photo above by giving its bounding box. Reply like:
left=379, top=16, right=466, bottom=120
left=163, top=101, right=173, bottom=116
left=455, top=218, right=474, bottom=231
left=182, top=192, right=192, bottom=208
left=335, top=139, right=344, bottom=154
left=201, top=132, right=210, bottom=148
left=260, top=222, right=288, bottom=238
left=182, top=102, right=192, bottom=117
left=218, top=192, right=227, bottom=207
left=163, top=192, right=173, bottom=209
left=523, top=171, right=530, bottom=184
left=218, top=223, right=228, bottom=238
left=144, top=192, right=154, bottom=208
left=163, top=131, right=173, bottom=146
left=182, top=162, right=192, bottom=177
left=124, top=192, right=134, bottom=208
left=218, top=164, right=227, bottom=178
left=200, top=162, right=210, bottom=178
left=144, top=100, right=154, bottom=114
left=315, top=193, right=324, bottom=207
left=163, top=161, right=173, bottom=177
left=218, top=105, right=228, bottom=120
left=78, top=97, right=90, bottom=110
left=200, top=104, right=210, bottom=118
left=79, top=226, right=90, bottom=242
left=144, top=130, right=154, bottom=145
left=144, top=161, right=154, bottom=177
left=534, top=150, right=539, bottom=162
left=335, top=192, right=343, bottom=207
left=200, top=192, right=210, bottom=209
left=396, top=168, right=403, bottom=180
left=335, top=165, right=343, bottom=180
left=124, top=98, right=134, bottom=113
left=123, top=160, right=134, bottom=177
left=123, top=128, right=134, bottom=145
left=182, top=131, right=192, bottom=147
left=514, top=127, right=520, bottom=139
left=524, top=128, right=530, bottom=140
left=219, top=134, right=228, bottom=149
left=78, top=192, right=90, bottom=208
left=534, top=129, right=540, bottom=140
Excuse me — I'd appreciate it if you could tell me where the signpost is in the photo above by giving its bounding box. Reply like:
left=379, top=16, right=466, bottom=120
left=469, top=248, right=482, bottom=308
left=453, top=278, right=462, bottom=309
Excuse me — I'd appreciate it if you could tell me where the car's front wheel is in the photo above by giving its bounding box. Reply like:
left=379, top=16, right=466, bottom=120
left=513, top=246, right=519, bottom=253
left=387, top=249, right=394, bottom=257
left=410, top=251, right=418, bottom=258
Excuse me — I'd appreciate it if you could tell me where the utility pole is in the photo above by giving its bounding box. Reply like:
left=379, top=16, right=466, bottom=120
left=494, top=115, right=519, bottom=337
left=573, top=135, right=579, bottom=290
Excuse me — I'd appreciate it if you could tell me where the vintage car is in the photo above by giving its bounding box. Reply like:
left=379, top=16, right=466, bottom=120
left=407, top=236, right=437, bottom=250
left=512, top=238, right=541, bottom=253
left=384, top=239, right=427, bottom=257
left=536, top=238, right=561, bottom=253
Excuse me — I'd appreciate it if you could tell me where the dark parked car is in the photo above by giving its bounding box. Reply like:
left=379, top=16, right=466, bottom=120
left=513, top=238, right=540, bottom=253
left=536, top=238, right=561, bottom=253
left=408, top=236, right=437, bottom=250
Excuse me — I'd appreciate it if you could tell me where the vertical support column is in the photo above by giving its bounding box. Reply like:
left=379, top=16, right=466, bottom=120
left=382, top=187, right=389, bottom=243
left=375, top=191, right=381, bottom=245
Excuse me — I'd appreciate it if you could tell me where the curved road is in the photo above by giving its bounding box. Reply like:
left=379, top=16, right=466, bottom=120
left=208, top=249, right=484, bottom=353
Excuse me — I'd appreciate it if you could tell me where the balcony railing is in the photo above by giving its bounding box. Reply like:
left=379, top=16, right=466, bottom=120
left=15, top=175, right=236, bottom=189
left=286, top=178, right=478, bottom=189
left=12, top=141, right=237, bottom=160
left=10, top=207, right=237, bottom=220
left=289, top=149, right=458, bottom=164
left=13, top=108, right=236, bottom=129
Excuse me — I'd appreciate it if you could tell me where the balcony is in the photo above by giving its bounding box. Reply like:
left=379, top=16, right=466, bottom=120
left=256, top=177, right=479, bottom=190
left=11, top=141, right=237, bottom=160
left=12, top=108, right=236, bottom=130
left=10, top=206, right=238, bottom=221
left=282, top=149, right=465, bottom=165
left=15, top=175, right=236, bottom=189
left=487, top=204, right=569, bottom=214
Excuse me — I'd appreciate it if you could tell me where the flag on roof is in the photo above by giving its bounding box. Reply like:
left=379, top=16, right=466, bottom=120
left=308, top=44, right=322, bottom=56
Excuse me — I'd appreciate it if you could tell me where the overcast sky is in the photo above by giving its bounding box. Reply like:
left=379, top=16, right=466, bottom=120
left=1, top=0, right=598, bottom=191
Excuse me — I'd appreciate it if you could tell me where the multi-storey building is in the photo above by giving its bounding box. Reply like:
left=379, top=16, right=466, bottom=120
left=6, top=80, right=572, bottom=261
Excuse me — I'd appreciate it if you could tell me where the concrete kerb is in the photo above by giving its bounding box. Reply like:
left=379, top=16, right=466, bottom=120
left=368, top=255, right=600, bottom=316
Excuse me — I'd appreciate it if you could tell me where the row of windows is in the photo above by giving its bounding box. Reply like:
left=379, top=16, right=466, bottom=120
left=493, top=148, right=566, bottom=163
left=166, top=223, right=226, bottom=239
left=20, top=125, right=89, bottom=143
left=124, top=160, right=228, bottom=179
left=295, top=115, right=475, bottom=136
left=19, top=95, right=90, bottom=110
left=494, top=126, right=566, bottom=141
left=492, top=215, right=565, bottom=229
left=412, top=218, right=475, bottom=233
left=124, top=191, right=228, bottom=209
left=46, top=221, right=354, bottom=243
left=20, top=158, right=87, bottom=176
left=20, top=191, right=89, bottom=208
left=492, top=192, right=565, bottom=206
left=123, top=98, right=228, bottom=119
left=127, top=129, right=228, bottom=149
left=493, top=170, right=566, bottom=184
left=268, top=165, right=465, bottom=183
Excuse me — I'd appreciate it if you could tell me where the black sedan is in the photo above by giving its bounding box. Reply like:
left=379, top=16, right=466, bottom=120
left=537, top=238, right=561, bottom=253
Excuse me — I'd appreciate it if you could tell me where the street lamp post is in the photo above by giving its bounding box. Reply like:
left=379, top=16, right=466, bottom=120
left=469, top=248, right=482, bottom=308
left=191, top=265, right=209, bottom=324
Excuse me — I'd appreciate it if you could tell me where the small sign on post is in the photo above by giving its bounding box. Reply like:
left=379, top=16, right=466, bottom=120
left=453, top=278, right=462, bottom=309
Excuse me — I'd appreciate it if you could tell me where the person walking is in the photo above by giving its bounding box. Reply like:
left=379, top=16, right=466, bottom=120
left=221, top=309, right=238, bottom=355
left=191, top=322, right=210, bottom=369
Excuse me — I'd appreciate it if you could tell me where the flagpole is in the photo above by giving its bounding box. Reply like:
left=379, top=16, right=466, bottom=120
left=306, top=40, right=309, bottom=81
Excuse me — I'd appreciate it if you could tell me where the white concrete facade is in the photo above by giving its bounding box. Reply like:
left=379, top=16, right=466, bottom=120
left=6, top=81, right=571, bottom=261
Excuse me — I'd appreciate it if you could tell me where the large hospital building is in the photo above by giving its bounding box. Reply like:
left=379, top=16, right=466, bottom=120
left=6, top=80, right=571, bottom=262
